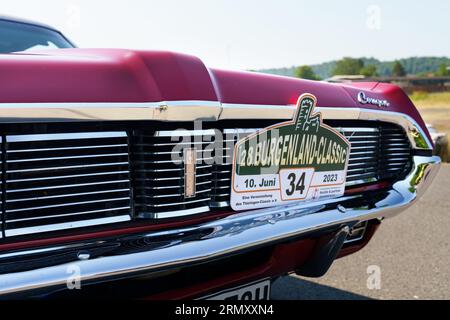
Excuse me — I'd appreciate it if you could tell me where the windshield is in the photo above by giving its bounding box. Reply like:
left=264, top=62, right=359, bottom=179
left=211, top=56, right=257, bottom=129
left=0, top=19, right=74, bottom=53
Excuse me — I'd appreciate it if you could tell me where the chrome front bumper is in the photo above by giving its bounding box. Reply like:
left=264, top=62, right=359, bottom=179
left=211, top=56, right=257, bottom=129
left=0, top=155, right=440, bottom=296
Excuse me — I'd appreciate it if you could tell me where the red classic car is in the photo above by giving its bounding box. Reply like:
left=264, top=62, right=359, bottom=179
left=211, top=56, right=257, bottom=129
left=0, top=16, right=441, bottom=299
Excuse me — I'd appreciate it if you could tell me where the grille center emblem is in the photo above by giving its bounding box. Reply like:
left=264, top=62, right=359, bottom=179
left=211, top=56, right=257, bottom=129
left=184, top=148, right=197, bottom=198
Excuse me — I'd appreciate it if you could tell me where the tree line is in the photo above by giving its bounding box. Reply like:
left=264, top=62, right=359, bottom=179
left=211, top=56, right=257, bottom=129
left=295, top=58, right=450, bottom=80
left=259, top=57, right=450, bottom=80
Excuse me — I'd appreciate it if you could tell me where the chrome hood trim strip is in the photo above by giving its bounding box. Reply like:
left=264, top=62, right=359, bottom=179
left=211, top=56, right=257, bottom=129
left=0, top=100, right=222, bottom=123
left=0, top=155, right=440, bottom=296
left=0, top=100, right=432, bottom=150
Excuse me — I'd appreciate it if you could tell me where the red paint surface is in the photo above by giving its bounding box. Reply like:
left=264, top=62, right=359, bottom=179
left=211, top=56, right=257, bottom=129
left=344, top=181, right=391, bottom=195
left=144, top=238, right=317, bottom=300
left=0, top=50, right=218, bottom=103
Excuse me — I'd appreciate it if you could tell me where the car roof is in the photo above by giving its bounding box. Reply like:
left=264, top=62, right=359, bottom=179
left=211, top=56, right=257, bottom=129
left=0, top=15, right=61, bottom=33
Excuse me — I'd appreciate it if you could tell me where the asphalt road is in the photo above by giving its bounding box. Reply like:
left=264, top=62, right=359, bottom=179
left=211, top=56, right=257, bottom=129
left=272, top=164, right=450, bottom=300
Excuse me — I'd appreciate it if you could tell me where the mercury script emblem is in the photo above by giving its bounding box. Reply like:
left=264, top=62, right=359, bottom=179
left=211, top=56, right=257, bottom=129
left=357, top=91, right=390, bottom=108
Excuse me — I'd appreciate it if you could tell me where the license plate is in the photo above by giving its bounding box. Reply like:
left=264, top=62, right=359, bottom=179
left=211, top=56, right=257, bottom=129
left=203, top=280, right=271, bottom=300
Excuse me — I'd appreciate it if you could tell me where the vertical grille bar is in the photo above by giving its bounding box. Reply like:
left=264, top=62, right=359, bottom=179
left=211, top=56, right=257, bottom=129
left=127, top=131, right=136, bottom=221
left=0, top=135, right=5, bottom=238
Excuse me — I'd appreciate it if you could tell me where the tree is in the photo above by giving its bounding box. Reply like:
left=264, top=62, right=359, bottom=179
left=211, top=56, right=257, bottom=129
left=360, top=65, right=379, bottom=77
left=332, top=57, right=364, bottom=75
left=294, top=65, right=319, bottom=80
left=391, top=61, right=406, bottom=77
left=435, top=63, right=449, bottom=76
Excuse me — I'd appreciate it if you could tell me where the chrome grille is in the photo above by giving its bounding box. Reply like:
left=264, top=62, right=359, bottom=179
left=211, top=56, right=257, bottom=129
left=210, top=129, right=243, bottom=207
left=339, top=125, right=412, bottom=185
left=3, top=132, right=132, bottom=236
left=132, top=123, right=412, bottom=217
left=132, top=130, right=215, bottom=218
left=0, top=122, right=413, bottom=237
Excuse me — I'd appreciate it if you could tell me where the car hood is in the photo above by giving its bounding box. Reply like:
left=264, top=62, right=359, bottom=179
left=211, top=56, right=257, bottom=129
left=0, top=48, right=426, bottom=129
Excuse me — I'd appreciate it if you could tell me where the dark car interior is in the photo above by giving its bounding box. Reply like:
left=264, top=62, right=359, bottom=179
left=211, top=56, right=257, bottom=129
left=0, top=19, right=73, bottom=53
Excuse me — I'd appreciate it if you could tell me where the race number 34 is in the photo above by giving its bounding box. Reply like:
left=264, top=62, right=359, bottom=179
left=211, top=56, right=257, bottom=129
left=279, top=168, right=314, bottom=201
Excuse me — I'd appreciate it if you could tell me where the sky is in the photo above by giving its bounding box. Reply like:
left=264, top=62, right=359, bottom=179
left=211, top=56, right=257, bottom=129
left=1, top=0, right=449, bottom=70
